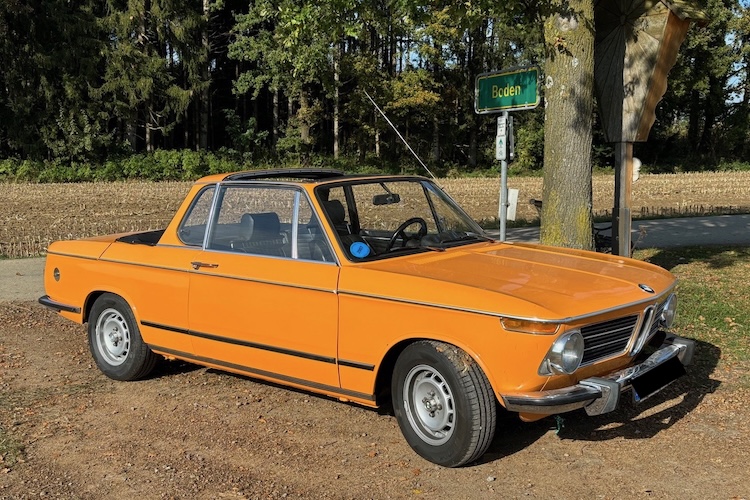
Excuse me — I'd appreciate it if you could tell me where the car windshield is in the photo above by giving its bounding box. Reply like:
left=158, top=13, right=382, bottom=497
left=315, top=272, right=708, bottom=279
left=316, top=178, right=490, bottom=261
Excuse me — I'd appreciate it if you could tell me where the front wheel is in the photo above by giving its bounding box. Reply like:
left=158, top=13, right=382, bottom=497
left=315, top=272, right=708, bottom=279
left=392, top=341, right=497, bottom=467
left=88, top=293, right=157, bottom=381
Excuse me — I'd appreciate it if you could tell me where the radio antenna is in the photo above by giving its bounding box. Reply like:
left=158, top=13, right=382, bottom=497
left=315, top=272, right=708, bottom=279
left=364, top=90, right=438, bottom=182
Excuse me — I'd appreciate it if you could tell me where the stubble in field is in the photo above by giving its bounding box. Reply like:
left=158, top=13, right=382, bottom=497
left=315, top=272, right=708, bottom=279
left=1, top=171, right=749, bottom=258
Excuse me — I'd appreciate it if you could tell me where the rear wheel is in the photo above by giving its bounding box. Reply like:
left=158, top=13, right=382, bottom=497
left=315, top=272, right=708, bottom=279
left=88, top=293, right=157, bottom=381
left=391, top=341, right=496, bottom=467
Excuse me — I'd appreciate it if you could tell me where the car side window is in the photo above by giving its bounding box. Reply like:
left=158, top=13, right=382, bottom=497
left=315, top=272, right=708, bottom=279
left=178, top=185, right=216, bottom=246
left=206, top=185, right=334, bottom=262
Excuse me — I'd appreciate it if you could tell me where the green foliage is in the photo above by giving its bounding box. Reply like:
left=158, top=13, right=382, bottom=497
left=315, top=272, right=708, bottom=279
left=1, top=0, right=749, bottom=173
left=223, top=111, right=269, bottom=157
left=512, top=109, right=545, bottom=173
left=0, top=151, right=244, bottom=182
left=640, top=0, right=746, bottom=166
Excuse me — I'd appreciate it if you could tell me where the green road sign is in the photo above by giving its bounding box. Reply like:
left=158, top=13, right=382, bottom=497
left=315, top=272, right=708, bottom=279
left=475, top=66, right=540, bottom=114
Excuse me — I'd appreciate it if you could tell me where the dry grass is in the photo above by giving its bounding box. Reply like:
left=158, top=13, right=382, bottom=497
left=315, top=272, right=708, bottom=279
left=2, top=171, right=749, bottom=258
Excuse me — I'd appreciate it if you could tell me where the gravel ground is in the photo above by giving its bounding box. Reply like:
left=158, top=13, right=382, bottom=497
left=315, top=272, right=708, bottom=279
left=0, top=301, right=748, bottom=499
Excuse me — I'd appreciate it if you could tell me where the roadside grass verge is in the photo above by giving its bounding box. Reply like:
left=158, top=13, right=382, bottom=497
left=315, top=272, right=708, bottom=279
left=637, top=246, right=750, bottom=386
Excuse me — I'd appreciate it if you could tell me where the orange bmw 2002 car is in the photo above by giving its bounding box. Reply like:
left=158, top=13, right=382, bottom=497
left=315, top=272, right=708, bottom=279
left=40, top=169, right=693, bottom=467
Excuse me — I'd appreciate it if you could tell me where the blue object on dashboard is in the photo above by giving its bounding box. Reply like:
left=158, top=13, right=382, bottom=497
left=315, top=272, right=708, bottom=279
left=350, top=242, right=370, bottom=258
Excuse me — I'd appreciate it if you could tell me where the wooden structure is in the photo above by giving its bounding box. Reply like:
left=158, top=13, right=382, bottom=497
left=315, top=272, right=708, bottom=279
left=594, top=0, right=707, bottom=255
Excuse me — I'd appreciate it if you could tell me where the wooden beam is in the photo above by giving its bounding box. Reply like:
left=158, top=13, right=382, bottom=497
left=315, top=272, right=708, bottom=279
left=613, top=142, right=633, bottom=256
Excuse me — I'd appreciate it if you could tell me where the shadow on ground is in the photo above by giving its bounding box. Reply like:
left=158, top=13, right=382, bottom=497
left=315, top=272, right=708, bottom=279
left=481, top=338, right=720, bottom=463
left=640, top=245, right=750, bottom=271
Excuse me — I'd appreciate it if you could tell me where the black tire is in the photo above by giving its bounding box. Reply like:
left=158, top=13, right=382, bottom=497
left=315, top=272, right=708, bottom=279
left=391, top=340, right=497, bottom=467
left=88, top=293, right=157, bottom=381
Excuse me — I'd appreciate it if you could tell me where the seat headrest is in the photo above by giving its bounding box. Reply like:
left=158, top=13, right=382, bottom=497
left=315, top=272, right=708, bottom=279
left=240, top=213, right=255, bottom=240
left=250, top=212, right=281, bottom=237
left=322, top=200, right=346, bottom=225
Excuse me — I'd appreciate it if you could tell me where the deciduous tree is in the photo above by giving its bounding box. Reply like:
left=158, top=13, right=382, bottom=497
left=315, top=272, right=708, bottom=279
left=539, top=0, right=595, bottom=249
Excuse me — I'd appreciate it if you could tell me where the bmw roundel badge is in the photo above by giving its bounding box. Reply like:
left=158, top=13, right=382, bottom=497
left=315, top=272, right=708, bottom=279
left=638, top=284, right=655, bottom=293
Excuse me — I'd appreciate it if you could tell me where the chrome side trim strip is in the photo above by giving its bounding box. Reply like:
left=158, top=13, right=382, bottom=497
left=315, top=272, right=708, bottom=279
left=46, top=250, right=98, bottom=260
left=149, top=345, right=376, bottom=402
left=188, top=270, right=337, bottom=294
left=338, top=285, right=676, bottom=324
left=98, top=258, right=191, bottom=274
left=69, top=257, right=337, bottom=294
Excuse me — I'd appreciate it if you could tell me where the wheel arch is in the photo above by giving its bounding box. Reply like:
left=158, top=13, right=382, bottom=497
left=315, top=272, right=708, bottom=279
left=82, top=289, right=138, bottom=324
left=372, top=336, right=501, bottom=408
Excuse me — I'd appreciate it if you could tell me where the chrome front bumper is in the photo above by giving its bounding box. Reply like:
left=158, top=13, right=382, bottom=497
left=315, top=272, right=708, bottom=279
left=501, top=334, right=695, bottom=416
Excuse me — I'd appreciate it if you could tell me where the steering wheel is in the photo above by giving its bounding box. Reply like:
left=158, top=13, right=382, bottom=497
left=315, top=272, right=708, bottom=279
left=385, top=217, right=428, bottom=251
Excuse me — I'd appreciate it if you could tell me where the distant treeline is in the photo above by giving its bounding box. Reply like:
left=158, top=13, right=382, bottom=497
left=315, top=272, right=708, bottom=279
left=1, top=1, right=748, bottom=174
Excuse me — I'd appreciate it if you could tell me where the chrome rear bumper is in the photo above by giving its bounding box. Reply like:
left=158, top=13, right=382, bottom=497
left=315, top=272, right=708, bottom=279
left=501, top=334, right=695, bottom=416
left=38, top=295, right=81, bottom=314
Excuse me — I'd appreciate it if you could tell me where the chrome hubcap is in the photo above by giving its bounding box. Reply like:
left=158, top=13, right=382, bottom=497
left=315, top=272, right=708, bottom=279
left=403, top=364, right=455, bottom=445
left=96, top=308, right=130, bottom=366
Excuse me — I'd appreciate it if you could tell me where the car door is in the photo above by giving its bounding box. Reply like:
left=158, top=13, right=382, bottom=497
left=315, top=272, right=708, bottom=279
left=187, top=184, right=341, bottom=389
left=113, top=184, right=218, bottom=356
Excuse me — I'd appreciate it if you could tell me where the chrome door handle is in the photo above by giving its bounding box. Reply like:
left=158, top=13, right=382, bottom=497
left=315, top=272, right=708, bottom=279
left=191, top=261, right=219, bottom=270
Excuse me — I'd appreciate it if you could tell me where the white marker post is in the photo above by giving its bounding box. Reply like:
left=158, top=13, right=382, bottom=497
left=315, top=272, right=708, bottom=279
left=496, top=112, right=509, bottom=241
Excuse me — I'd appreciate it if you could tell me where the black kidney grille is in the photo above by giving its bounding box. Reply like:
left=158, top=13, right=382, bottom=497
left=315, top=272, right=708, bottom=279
left=580, top=315, right=639, bottom=365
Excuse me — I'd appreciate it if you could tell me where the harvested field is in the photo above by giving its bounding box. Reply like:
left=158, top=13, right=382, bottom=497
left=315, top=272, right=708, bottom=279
left=2, top=171, right=750, bottom=258
left=443, top=171, right=750, bottom=223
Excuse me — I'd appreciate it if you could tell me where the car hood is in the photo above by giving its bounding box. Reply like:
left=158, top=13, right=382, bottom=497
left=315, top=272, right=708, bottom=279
left=338, top=242, right=676, bottom=322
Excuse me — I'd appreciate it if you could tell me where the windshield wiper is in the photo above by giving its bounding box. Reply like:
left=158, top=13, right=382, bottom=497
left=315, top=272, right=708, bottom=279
left=465, top=232, right=495, bottom=242
left=440, top=231, right=494, bottom=244
left=386, top=244, right=445, bottom=254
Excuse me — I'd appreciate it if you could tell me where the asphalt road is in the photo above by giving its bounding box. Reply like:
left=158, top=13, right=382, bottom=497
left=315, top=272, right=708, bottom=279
left=501, top=213, right=750, bottom=248
left=1, top=214, right=748, bottom=303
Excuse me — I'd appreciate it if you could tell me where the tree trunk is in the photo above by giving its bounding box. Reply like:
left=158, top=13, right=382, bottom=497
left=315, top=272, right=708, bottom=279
left=333, top=45, right=340, bottom=159
left=272, top=87, right=279, bottom=147
left=126, top=112, right=138, bottom=152
left=299, top=92, right=310, bottom=145
left=540, top=0, right=595, bottom=250
left=688, top=89, right=701, bottom=153
left=431, top=40, right=441, bottom=163
left=146, top=115, right=153, bottom=152
left=375, top=113, right=381, bottom=158
left=468, top=114, right=477, bottom=169
left=199, top=0, right=210, bottom=150
left=740, top=46, right=750, bottom=158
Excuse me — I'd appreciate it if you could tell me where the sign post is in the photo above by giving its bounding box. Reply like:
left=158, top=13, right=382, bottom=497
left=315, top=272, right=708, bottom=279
left=496, top=112, right=509, bottom=239
left=475, top=66, right=539, bottom=241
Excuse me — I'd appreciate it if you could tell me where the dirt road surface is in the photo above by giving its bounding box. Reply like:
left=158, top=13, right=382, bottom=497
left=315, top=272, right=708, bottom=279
left=2, top=217, right=750, bottom=499
left=0, top=299, right=748, bottom=499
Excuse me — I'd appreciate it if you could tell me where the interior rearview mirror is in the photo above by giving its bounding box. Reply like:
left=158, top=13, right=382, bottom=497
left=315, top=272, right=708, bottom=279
left=372, top=193, right=400, bottom=205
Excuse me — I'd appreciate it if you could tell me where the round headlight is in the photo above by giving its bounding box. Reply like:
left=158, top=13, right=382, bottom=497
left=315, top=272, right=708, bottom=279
left=661, top=293, right=677, bottom=328
left=543, top=331, right=585, bottom=375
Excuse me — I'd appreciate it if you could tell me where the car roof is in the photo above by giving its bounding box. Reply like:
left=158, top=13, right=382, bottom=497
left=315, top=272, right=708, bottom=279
left=224, top=168, right=346, bottom=181
left=196, top=169, right=427, bottom=185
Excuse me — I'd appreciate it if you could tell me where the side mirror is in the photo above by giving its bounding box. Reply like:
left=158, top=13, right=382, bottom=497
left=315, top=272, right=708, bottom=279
left=372, top=193, right=401, bottom=206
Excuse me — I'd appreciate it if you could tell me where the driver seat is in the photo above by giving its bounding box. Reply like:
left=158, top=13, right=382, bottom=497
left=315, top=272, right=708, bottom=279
left=321, top=199, right=372, bottom=257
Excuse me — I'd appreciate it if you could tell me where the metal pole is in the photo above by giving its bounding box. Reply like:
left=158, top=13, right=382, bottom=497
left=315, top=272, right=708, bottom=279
left=613, top=142, right=633, bottom=256
left=497, top=112, right=509, bottom=241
